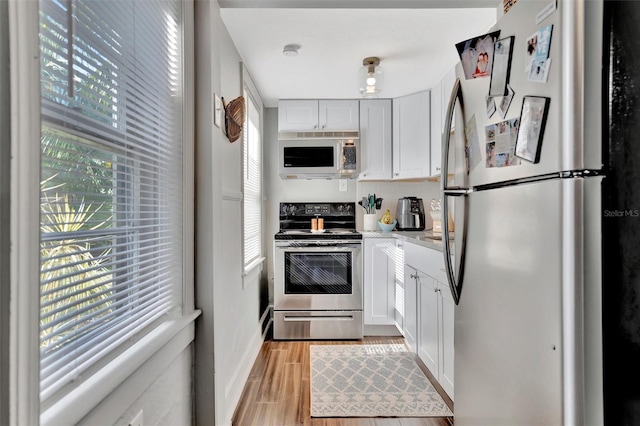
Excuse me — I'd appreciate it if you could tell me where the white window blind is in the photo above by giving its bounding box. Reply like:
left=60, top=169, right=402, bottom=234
left=243, top=92, right=262, bottom=270
left=38, top=0, right=183, bottom=403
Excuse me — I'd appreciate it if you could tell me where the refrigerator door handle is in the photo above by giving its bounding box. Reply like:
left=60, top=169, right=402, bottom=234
left=441, top=77, right=468, bottom=306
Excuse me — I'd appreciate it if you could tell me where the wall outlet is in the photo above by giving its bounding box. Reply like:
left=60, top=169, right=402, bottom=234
left=339, top=179, right=347, bottom=192
left=128, top=410, right=144, bottom=426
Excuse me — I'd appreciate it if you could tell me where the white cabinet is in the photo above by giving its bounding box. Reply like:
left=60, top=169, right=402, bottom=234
left=429, top=82, right=443, bottom=177
left=404, top=241, right=454, bottom=400
left=394, top=239, right=405, bottom=332
left=430, top=65, right=457, bottom=178
left=278, top=99, right=359, bottom=132
left=363, top=238, right=396, bottom=325
left=403, top=266, right=418, bottom=353
left=441, top=66, right=457, bottom=133
left=418, top=271, right=454, bottom=399
left=440, top=279, right=455, bottom=398
left=359, top=99, right=392, bottom=181
left=392, top=90, right=431, bottom=179
left=418, top=272, right=439, bottom=376
left=319, top=100, right=360, bottom=131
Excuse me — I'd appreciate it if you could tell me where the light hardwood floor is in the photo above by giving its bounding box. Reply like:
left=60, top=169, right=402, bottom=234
left=231, top=334, right=455, bottom=426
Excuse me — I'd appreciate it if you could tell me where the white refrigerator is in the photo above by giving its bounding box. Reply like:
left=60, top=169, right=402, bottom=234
left=440, top=1, right=604, bottom=424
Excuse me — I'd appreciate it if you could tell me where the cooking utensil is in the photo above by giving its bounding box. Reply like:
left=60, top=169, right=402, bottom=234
left=375, top=198, right=383, bottom=210
left=361, top=196, right=368, bottom=213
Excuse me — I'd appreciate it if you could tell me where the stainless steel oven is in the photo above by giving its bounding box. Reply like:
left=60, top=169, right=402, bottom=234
left=273, top=202, right=363, bottom=340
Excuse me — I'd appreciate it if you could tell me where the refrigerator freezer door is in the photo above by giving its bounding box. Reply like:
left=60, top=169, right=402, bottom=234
left=454, top=178, right=564, bottom=425
left=453, top=0, right=602, bottom=188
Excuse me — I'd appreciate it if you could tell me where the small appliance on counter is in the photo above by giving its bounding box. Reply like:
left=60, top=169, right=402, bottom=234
left=396, top=197, right=425, bottom=231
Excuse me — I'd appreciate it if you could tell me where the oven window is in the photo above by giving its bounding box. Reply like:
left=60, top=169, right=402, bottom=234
left=283, top=146, right=334, bottom=168
left=284, top=252, right=352, bottom=294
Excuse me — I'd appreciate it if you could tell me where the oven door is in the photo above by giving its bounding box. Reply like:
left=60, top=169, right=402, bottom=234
left=274, top=241, right=362, bottom=311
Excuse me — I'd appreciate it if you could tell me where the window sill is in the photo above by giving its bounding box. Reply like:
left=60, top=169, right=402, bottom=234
left=242, top=257, right=265, bottom=288
left=40, top=309, right=202, bottom=426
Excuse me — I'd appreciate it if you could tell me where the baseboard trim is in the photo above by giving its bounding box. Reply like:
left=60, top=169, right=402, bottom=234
left=364, top=324, right=403, bottom=337
left=223, top=327, right=264, bottom=426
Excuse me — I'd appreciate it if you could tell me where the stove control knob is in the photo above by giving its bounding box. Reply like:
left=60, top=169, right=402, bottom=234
left=345, top=204, right=352, bottom=213
left=337, top=205, right=343, bottom=212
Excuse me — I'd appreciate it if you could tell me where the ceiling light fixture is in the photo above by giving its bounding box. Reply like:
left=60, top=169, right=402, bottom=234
left=282, top=44, right=300, bottom=57
left=359, top=57, right=384, bottom=98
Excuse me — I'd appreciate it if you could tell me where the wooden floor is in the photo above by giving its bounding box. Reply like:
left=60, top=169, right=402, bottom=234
left=232, top=334, right=455, bottom=426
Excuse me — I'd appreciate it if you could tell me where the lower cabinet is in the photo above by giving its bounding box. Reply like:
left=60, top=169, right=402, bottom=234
left=404, top=241, right=455, bottom=400
left=363, top=238, right=454, bottom=400
left=417, top=272, right=439, bottom=375
left=418, top=271, right=455, bottom=400
left=403, top=266, right=418, bottom=353
left=363, top=238, right=397, bottom=326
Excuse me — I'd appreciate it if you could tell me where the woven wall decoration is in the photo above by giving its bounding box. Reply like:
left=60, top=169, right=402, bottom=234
left=221, top=96, right=245, bottom=143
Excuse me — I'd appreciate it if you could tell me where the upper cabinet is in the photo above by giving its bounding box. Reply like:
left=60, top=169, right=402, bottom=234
left=430, top=65, right=457, bottom=178
left=392, top=90, right=431, bottom=179
left=359, top=99, right=392, bottom=181
left=430, top=82, right=443, bottom=177
left=278, top=99, right=359, bottom=132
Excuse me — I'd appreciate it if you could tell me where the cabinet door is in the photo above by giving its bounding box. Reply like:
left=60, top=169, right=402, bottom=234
left=439, top=280, right=455, bottom=400
left=359, top=99, right=392, bottom=180
left=430, top=81, right=443, bottom=177
left=403, top=267, right=418, bottom=353
left=418, top=272, right=439, bottom=376
left=318, top=100, right=359, bottom=131
left=392, top=91, right=431, bottom=179
left=441, top=66, right=457, bottom=132
left=278, top=100, right=319, bottom=131
left=363, top=238, right=396, bottom=325
left=394, top=240, right=405, bottom=332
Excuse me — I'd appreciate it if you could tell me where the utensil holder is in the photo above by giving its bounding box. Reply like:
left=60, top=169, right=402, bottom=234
left=363, top=214, right=377, bottom=232
left=430, top=211, right=442, bottom=234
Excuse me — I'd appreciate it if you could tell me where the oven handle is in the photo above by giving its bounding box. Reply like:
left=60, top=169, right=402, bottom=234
left=283, top=315, right=355, bottom=322
left=275, top=244, right=361, bottom=252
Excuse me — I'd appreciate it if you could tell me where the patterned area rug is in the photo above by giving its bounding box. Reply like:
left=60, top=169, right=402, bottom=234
left=310, top=344, right=453, bottom=418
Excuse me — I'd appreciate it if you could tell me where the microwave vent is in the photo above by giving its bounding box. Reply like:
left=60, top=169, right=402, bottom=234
left=278, top=130, right=359, bottom=140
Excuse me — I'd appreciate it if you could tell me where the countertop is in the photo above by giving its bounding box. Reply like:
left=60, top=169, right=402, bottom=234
left=359, top=230, right=454, bottom=252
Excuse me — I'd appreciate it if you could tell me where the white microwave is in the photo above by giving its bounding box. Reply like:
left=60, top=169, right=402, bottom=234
left=278, top=137, right=359, bottom=179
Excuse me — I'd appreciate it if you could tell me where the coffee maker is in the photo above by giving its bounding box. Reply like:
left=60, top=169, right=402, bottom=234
left=396, top=197, right=426, bottom=231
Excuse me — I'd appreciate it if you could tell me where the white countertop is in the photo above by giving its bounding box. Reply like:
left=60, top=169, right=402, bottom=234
left=360, top=230, right=453, bottom=252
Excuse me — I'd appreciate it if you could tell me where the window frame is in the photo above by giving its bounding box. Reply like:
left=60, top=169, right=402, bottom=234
left=8, top=0, right=198, bottom=424
left=241, top=65, right=265, bottom=283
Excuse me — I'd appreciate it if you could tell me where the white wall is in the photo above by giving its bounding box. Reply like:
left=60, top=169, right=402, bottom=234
left=194, top=2, right=264, bottom=425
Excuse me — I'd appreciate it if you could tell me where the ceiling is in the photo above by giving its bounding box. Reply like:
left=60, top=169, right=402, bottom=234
left=220, top=1, right=498, bottom=107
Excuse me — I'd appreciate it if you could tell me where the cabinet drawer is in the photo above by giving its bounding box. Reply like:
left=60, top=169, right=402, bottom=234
left=404, top=242, right=447, bottom=284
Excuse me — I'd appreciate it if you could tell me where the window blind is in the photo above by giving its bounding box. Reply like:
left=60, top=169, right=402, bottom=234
left=243, top=92, right=262, bottom=270
left=38, top=0, right=183, bottom=402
